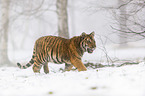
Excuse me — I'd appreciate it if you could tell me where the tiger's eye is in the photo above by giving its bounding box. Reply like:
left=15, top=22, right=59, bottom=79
left=87, top=39, right=91, bottom=43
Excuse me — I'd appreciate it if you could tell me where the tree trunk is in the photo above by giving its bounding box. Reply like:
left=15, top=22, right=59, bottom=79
left=56, top=0, right=69, bottom=39
left=118, top=0, right=128, bottom=46
left=0, top=0, right=12, bottom=66
left=69, top=0, right=76, bottom=36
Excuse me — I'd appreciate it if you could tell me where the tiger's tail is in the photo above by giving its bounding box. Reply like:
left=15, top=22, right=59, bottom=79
left=17, top=59, right=34, bottom=69
left=17, top=41, right=37, bottom=69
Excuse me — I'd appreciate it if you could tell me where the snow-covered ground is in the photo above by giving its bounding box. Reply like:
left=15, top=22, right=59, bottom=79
left=1, top=43, right=145, bottom=96
left=0, top=62, right=145, bottom=96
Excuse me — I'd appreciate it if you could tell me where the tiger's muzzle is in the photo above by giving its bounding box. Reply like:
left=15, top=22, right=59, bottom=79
left=87, top=47, right=95, bottom=53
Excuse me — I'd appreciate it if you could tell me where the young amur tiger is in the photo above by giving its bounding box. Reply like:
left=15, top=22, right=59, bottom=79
left=17, top=32, right=96, bottom=74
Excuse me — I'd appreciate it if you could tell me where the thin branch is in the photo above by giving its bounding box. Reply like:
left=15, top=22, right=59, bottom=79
left=111, top=26, right=145, bottom=38
left=95, top=0, right=133, bottom=10
left=117, top=0, right=133, bottom=9
left=18, top=0, right=45, bottom=16
left=95, top=34, right=113, bottom=65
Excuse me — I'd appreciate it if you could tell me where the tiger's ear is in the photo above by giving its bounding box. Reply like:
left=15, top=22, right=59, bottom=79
left=81, top=32, right=87, bottom=36
left=90, top=31, right=95, bottom=36
left=81, top=32, right=87, bottom=40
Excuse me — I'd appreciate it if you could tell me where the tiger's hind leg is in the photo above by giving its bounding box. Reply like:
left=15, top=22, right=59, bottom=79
left=32, top=62, right=42, bottom=73
left=65, top=63, right=73, bottom=71
left=43, top=62, right=49, bottom=74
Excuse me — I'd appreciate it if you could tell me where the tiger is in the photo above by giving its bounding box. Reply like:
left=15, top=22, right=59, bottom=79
left=17, top=32, right=96, bottom=74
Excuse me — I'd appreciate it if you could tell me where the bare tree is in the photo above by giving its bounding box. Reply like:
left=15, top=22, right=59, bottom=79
left=112, top=0, right=145, bottom=41
left=56, top=0, right=69, bottom=39
left=0, top=0, right=12, bottom=66
left=87, top=0, right=145, bottom=43
left=0, top=0, right=47, bottom=66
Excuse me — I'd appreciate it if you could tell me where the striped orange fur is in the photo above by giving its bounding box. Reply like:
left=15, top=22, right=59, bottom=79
left=17, top=32, right=96, bottom=73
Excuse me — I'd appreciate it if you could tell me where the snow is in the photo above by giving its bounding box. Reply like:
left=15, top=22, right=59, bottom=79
left=0, top=61, right=145, bottom=96
left=2, top=43, right=145, bottom=96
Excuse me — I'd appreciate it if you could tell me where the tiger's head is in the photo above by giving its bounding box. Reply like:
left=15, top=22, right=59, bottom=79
left=80, top=32, right=96, bottom=53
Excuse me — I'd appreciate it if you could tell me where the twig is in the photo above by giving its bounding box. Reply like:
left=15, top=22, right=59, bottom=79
left=95, top=34, right=113, bottom=65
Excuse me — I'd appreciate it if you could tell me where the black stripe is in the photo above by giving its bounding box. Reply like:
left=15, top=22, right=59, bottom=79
left=23, top=66, right=26, bottom=69
left=33, top=64, right=40, bottom=69
left=17, top=63, right=21, bottom=68
left=78, top=52, right=82, bottom=57
left=44, top=37, right=48, bottom=41
left=46, top=37, right=57, bottom=53
left=51, top=49, right=57, bottom=63
left=47, top=55, right=50, bottom=62
left=82, top=42, right=86, bottom=51
left=44, top=57, right=48, bottom=63
left=41, top=52, right=46, bottom=63
left=56, top=42, right=62, bottom=64
left=26, top=63, right=31, bottom=67
left=32, top=55, right=35, bottom=59
left=78, top=48, right=84, bottom=57
left=61, top=59, right=65, bottom=63
left=39, top=53, right=43, bottom=62
left=32, top=48, right=36, bottom=59
left=30, top=59, right=34, bottom=64
left=36, top=57, right=41, bottom=64
left=35, top=60, right=39, bottom=64
left=33, top=51, right=35, bottom=54
left=37, top=54, right=42, bottom=63
left=46, top=36, right=51, bottom=42
left=45, top=37, right=54, bottom=52
left=60, top=43, right=64, bottom=63
left=43, top=47, right=46, bottom=55
left=51, top=38, right=60, bottom=63
left=73, top=54, right=81, bottom=60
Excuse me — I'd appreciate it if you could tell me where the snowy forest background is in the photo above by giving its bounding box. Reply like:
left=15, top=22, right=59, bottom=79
left=0, top=0, right=145, bottom=66
left=0, top=0, right=145, bottom=96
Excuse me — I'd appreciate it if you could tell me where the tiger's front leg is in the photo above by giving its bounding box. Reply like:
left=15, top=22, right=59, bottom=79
left=65, top=63, right=73, bottom=71
left=70, top=58, right=87, bottom=71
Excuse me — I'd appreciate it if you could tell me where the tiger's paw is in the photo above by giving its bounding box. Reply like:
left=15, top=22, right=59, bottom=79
left=44, top=70, right=49, bottom=74
left=78, top=68, right=87, bottom=71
